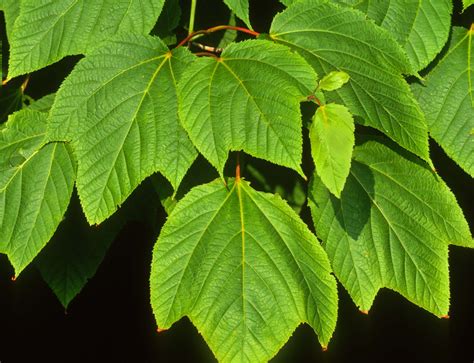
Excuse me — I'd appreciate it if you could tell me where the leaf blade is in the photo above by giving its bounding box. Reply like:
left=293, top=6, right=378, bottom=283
left=151, top=179, right=338, bottom=362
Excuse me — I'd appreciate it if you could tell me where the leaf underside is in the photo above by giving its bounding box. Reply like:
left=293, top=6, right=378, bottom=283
left=151, top=179, right=338, bottom=363
left=308, top=138, right=472, bottom=315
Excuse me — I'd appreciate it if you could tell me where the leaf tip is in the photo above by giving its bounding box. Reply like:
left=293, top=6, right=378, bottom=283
left=157, top=327, right=168, bottom=333
left=359, top=309, right=369, bottom=315
left=321, top=345, right=328, bottom=352
left=440, top=314, right=450, bottom=320
left=10, top=275, right=16, bottom=282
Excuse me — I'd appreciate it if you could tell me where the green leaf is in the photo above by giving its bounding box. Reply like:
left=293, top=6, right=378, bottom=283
left=310, top=103, right=354, bottom=197
left=48, top=34, right=197, bottom=224
left=28, top=93, right=56, bottom=113
left=223, top=0, right=252, bottom=29
left=270, top=0, right=430, bottom=163
left=334, top=0, right=452, bottom=72
left=178, top=39, right=318, bottom=177
left=0, top=0, right=20, bottom=41
left=150, top=179, right=338, bottom=362
left=0, top=110, right=75, bottom=276
left=318, top=71, right=350, bottom=92
left=412, top=26, right=474, bottom=177
left=308, top=138, right=472, bottom=316
left=463, top=0, right=474, bottom=11
left=8, top=0, right=165, bottom=77
left=35, top=193, right=116, bottom=308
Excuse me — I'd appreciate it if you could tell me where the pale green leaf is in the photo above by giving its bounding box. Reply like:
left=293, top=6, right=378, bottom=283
left=48, top=34, right=197, bottom=224
left=0, top=110, right=75, bottom=276
left=151, top=179, right=338, bottom=362
left=223, top=0, right=252, bottom=29
left=178, top=39, right=318, bottom=177
left=413, top=27, right=474, bottom=177
left=270, top=0, right=430, bottom=163
left=463, top=0, right=474, bottom=11
left=310, top=103, right=354, bottom=197
left=308, top=138, right=472, bottom=315
left=8, top=0, right=165, bottom=77
left=318, top=71, right=350, bottom=92
left=335, top=0, right=452, bottom=72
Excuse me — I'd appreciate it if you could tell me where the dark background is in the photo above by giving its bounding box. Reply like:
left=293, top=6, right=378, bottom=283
left=1, top=1, right=473, bottom=362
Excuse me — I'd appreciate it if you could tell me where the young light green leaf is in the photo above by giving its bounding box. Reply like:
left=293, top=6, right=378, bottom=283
left=150, top=179, right=338, bottom=362
left=335, top=0, right=452, bottom=72
left=48, top=34, right=197, bottom=225
left=463, top=0, right=473, bottom=11
left=412, top=26, right=474, bottom=177
left=270, top=0, right=430, bottom=163
left=318, top=71, right=350, bottom=92
left=310, top=103, right=354, bottom=197
left=178, top=39, right=318, bottom=177
left=223, top=0, right=252, bottom=29
left=8, top=0, right=165, bottom=77
left=308, top=138, right=472, bottom=316
left=0, top=110, right=75, bottom=276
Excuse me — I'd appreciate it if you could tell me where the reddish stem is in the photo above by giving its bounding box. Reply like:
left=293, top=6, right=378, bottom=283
left=236, top=152, right=241, bottom=182
left=177, top=25, right=260, bottom=48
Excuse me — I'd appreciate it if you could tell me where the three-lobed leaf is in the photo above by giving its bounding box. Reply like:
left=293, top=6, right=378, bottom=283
left=270, top=0, right=430, bottom=163
left=0, top=110, right=75, bottom=276
left=48, top=34, right=197, bottom=224
left=178, top=39, right=317, bottom=177
left=310, top=103, right=354, bottom=197
left=413, top=26, right=474, bottom=177
left=8, top=0, right=165, bottom=77
left=150, top=178, right=338, bottom=362
left=308, top=138, right=472, bottom=315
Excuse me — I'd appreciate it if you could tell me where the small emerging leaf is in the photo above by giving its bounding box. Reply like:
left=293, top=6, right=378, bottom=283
left=310, top=103, right=354, bottom=197
left=151, top=179, right=338, bottom=362
left=318, top=71, right=350, bottom=92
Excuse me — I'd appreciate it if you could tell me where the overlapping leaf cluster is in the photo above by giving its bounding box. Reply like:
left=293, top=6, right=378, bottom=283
left=0, top=0, right=472, bottom=362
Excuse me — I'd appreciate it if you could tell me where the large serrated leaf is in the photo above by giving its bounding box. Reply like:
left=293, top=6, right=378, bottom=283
left=308, top=138, right=472, bottom=316
left=150, top=178, right=338, bottom=363
left=413, top=26, right=474, bottom=177
left=310, top=103, right=354, bottom=197
left=270, top=0, right=430, bottom=163
left=48, top=34, right=197, bottom=225
left=0, top=110, right=75, bottom=276
left=8, top=0, right=165, bottom=77
left=178, top=39, right=317, bottom=177
left=335, top=0, right=452, bottom=72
